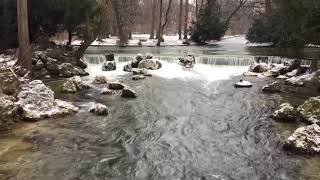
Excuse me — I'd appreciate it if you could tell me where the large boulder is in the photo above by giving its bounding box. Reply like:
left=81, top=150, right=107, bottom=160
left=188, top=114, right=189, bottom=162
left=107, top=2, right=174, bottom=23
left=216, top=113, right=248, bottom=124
left=0, top=66, right=21, bottom=95
left=58, top=63, right=88, bottom=77
left=262, top=82, right=281, bottom=93
left=298, top=97, right=320, bottom=125
left=17, top=80, right=78, bottom=120
left=138, top=59, right=162, bottom=70
left=269, top=64, right=289, bottom=77
left=271, top=103, right=299, bottom=122
left=102, top=61, right=116, bottom=71
left=124, top=64, right=133, bottom=72
left=105, top=53, right=115, bottom=61
left=89, top=103, right=108, bottom=116
left=121, top=88, right=137, bottom=98
left=249, top=63, right=269, bottom=73
left=285, top=77, right=304, bottom=87
left=285, top=69, right=298, bottom=78
left=284, top=124, right=320, bottom=154
left=284, top=59, right=301, bottom=72
left=132, top=53, right=144, bottom=68
left=62, top=76, right=90, bottom=93
left=45, top=57, right=60, bottom=74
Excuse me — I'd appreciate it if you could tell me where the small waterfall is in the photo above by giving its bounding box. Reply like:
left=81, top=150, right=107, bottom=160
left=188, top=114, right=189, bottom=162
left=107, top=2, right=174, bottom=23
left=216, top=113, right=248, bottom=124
left=83, top=54, right=312, bottom=66
left=255, top=56, right=312, bottom=65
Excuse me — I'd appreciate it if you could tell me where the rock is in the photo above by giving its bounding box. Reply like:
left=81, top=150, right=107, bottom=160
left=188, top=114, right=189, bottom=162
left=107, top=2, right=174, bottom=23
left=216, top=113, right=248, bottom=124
left=102, top=61, right=116, bottom=71
left=109, top=82, right=125, bottom=90
left=298, top=97, right=320, bottom=125
left=234, top=80, right=252, bottom=88
left=284, top=59, right=301, bottom=72
left=0, top=94, right=18, bottom=120
left=32, top=59, right=45, bottom=70
left=145, top=53, right=154, bottom=59
left=277, top=75, right=289, bottom=79
left=262, top=71, right=274, bottom=77
left=136, top=53, right=144, bottom=62
left=179, top=55, right=195, bottom=67
left=132, top=54, right=144, bottom=68
left=262, top=82, right=281, bottom=93
left=285, top=69, right=298, bottom=78
left=62, top=76, right=90, bottom=93
left=94, top=75, right=107, bottom=84
left=121, top=88, right=137, bottom=98
left=105, top=53, right=115, bottom=61
left=33, top=68, right=49, bottom=79
left=285, top=77, right=304, bottom=87
left=249, top=63, right=269, bottom=73
left=272, top=103, right=299, bottom=122
left=124, top=64, right=133, bottom=72
left=268, top=64, right=289, bottom=77
left=243, top=72, right=258, bottom=77
left=58, top=63, right=88, bottom=77
left=17, top=80, right=78, bottom=120
left=101, top=88, right=114, bottom=95
left=132, top=68, right=147, bottom=75
left=45, top=57, right=59, bottom=73
left=313, top=70, right=320, bottom=91
left=89, top=103, right=108, bottom=116
left=138, top=59, right=162, bottom=70
left=284, top=124, right=320, bottom=154
left=132, top=75, right=146, bottom=81
left=0, top=66, right=21, bottom=95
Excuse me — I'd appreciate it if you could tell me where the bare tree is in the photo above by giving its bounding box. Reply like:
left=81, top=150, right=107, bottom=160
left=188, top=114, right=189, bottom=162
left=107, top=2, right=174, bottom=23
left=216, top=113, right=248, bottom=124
left=183, top=0, right=189, bottom=39
left=112, top=0, right=128, bottom=45
left=178, top=0, right=183, bottom=39
left=157, top=0, right=173, bottom=46
left=265, top=0, right=271, bottom=14
left=225, top=0, right=248, bottom=26
left=16, top=0, right=32, bottom=72
left=157, top=0, right=163, bottom=43
left=150, top=0, right=157, bottom=39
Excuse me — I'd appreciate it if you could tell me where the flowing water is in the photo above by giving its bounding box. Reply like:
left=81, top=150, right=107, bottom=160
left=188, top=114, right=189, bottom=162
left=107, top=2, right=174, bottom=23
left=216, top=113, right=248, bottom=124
left=1, top=37, right=320, bottom=180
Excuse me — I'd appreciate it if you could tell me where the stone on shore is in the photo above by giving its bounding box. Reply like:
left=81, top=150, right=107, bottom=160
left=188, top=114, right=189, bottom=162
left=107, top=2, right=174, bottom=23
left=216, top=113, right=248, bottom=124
left=89, top=103, right=108, bottom=116
left=298, top=96, right=320, bottom=125
left=284, top=124, right=320, bottom=154
left=262, top=82, right=281, bottom=93
left=249, top=63, right=269, bottom=73
left=17, top=80, right=78, bottom=121
left=272, top=103, right=299, bottom=122
left=0, top=66, right=21, bottom=95
left=121, top=88, right=137, bottom=98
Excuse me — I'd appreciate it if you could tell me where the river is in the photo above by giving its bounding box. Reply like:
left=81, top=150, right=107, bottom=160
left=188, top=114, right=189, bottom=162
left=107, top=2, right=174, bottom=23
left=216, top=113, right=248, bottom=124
left=0, top=37, right=319, bottom=180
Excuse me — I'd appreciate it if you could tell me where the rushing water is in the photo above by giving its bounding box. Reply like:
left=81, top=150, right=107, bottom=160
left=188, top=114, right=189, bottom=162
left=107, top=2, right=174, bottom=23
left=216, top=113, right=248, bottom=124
left=1, top=37, right=320, bottom=180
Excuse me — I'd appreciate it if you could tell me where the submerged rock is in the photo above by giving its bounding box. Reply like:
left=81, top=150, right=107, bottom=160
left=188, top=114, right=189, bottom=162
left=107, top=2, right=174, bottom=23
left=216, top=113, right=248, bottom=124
left=17, top=80, right=78, bottom=120
left=109, top=81, right=126, bottom=90
left=284, top=124, right=320, bottom=154
left=89, top=103, right=108, bottom=116
left=138, top=59, right=162, bottom=70
left=234, top=80, right=252, bottom=88
left=262, top=82, right=281, bottom=93
left=94, top=75, right=107, bottom=84
left=272, top=103, right=299, bottom=122
left=101, top=88, right=114, bottom=95
left=102, top=61, right=116, bottom=71
left=121, top=88, right=137, bottom=98
left=249, top=63, right=269, bottom=73
left=62, top=76, right=90, bottom=93
left=285, top=77, right=304, bottom=87
left=298, top=97, right=320, bottom=125
left=132, top=75, right=146, bottom=81
left=0, top=66, right=21, bottom=95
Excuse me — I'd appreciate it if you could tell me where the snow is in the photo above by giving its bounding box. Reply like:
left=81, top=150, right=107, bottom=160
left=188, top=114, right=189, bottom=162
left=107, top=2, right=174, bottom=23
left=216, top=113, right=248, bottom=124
left=0, top=54, right=16, bottom=66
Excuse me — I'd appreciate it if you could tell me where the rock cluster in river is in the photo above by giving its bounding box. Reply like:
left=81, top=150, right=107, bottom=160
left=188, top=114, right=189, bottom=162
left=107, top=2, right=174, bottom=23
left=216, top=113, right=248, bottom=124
left=271, top=96, right=320, bottom=154
left=89, top=103, right=108, bottom=116
left=102, top=54, right=117, bottom=71
left=32, top=50, right=88, bottom=79
left=124, top=53, right=162, bottom=73
left=17, top=80, right=78, bottom=121
left=179, top=55, right=196, bottom=68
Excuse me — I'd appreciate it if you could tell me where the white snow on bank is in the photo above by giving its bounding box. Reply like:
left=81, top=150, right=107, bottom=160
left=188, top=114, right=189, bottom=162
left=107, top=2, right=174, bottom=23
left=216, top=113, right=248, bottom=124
left=0, top=54, right=16, bottom=66
left=246, top=42, right=273, bottom=47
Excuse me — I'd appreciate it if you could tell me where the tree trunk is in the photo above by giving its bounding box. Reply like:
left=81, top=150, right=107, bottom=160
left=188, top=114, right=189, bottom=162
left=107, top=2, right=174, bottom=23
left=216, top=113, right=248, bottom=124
left=112, top=0, right=128, bottom=46
left=67, top=30, right=72, bottom=46
left=195, top=0, right=198, bottom=20
left=178, top=0, right=183, bottom=39
left=183, top=0, right=189, bottom=40
left=74, top=37, right=95, bottom=60
left=16, top=0, right=32, bottom=72
left=150, top=0, right=157, bottom=39
left=157, top=0, right=173, bottom=46
left=265, top=0, right=271, bottom=15
left=156, top=0, right=163, bottom=46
